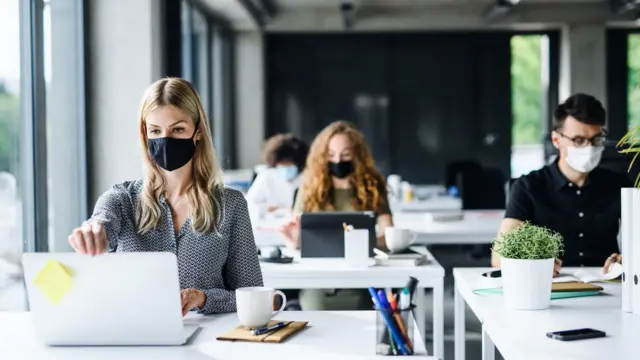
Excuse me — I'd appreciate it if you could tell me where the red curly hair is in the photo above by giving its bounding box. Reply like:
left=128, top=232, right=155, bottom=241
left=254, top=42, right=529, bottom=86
left=301, top=121, right=388, bottom=212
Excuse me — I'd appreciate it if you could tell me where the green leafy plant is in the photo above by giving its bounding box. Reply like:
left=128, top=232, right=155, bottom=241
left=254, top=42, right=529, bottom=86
left=492, top=222, right=564, bottom=260
left=618, top=125, right=640, bottom=187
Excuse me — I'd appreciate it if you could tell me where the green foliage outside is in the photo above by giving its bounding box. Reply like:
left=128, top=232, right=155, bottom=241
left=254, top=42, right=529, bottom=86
left=627, top=34, right=640, bottom=129
left=492, top=221, right=564, bottom=260
left=621, top=35, right=640, bottom=187
left=511, top=35, right=543, bottom=145
left=629, top=35, right=640, bottom=131
left=0, top=82, right=19, bottom=173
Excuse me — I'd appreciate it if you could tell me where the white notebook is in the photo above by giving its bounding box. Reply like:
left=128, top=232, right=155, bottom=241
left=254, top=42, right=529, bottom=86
left=553, top=263, right=623, bottom=284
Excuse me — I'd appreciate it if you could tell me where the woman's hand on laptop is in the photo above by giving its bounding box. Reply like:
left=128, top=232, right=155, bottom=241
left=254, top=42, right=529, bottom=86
left=68, top=221, right=107, bottom=255
left=181, top=289, right=205, bottom=316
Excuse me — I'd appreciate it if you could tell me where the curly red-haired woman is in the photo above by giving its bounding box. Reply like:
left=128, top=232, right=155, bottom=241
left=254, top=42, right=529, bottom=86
left=280, top=120, right=393, bottom=310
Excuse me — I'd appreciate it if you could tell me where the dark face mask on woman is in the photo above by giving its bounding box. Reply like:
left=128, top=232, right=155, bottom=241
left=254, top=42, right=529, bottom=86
left=147, top=128, right=198, bottom=171
left=328, top=161, right=354, bottom=179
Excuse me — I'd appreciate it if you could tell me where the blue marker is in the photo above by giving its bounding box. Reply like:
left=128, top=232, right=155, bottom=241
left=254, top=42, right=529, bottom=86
left=368, top=287, right=410, bottom=355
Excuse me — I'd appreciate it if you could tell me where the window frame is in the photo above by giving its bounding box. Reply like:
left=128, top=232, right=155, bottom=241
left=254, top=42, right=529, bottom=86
left=181, top=0, right=237, bottom=169
left=17, top=0, right=88, bottom=257
left=19, top=0, right=49, bottom=253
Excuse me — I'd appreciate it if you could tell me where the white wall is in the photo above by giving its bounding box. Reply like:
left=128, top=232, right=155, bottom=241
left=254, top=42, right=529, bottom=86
left=234, top=32, right=265, bottom=168
left=88, top=0, right=164, bottom=203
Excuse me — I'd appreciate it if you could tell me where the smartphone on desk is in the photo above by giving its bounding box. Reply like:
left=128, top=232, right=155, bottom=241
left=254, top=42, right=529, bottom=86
left=546, top=328, right=606, bottom=341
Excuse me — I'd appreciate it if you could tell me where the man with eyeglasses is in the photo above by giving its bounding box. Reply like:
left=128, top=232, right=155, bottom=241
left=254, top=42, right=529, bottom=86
left=491, top=93, right=631, bottom=274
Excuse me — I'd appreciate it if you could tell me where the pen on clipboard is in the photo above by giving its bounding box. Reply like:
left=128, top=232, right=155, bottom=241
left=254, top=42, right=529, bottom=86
left=251, top=322, right=289, bottom=336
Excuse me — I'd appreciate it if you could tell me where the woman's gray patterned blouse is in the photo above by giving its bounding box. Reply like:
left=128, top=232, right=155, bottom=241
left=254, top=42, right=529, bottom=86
left=90, top=179, right=264, bottom=315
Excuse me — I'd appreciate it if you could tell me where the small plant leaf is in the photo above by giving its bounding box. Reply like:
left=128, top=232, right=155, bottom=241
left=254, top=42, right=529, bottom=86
left=618, top=126, right=640, bottom=187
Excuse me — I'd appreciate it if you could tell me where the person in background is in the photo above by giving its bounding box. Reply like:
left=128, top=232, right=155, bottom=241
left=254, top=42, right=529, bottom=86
left=67, top=77, right=263, bottom=315
left=246, top=133, right=308, bottom=213
left=280, top=120, right=392, bottom=310
left=491, top=93, right=631, bottom=274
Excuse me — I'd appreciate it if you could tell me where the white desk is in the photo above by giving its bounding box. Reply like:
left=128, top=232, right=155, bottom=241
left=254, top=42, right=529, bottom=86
left=394, top=210, right=503, bottom=245
left=0, top=311, right=434, bottom=360
left=260, top=247, right=445, bottom=360
left=454, top=267, right=637, bottom=360
left=390, top=197, right=462, bottom=213
left=253, top=210, right=503, bottom=247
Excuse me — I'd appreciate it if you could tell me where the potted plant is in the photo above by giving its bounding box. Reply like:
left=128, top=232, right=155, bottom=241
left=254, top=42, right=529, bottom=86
left=492, top=222, right=564, bottom=310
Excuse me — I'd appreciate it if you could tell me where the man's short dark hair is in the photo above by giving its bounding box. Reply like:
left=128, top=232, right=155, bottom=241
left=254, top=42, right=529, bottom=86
left=262, top=133, right=309, bottom=171
left=553, top=93, right=606, bottom=130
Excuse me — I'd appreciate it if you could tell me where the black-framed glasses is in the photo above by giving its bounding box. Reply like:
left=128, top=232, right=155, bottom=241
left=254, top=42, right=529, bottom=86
left=556, top=131, right=608, bottom=147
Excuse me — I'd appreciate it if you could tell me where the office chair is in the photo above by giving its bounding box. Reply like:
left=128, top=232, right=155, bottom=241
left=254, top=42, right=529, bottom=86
left=444, top=160, right=482, bottom=190
left=456, top=166, right=506, bottom=261
left=505, top=177, right=518, bottom=208
left=457, top=167, right=507, bottom=210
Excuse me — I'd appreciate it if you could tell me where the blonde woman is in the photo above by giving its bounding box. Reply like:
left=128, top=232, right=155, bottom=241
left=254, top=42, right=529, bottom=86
left=67, top=78, right=263, bottom=315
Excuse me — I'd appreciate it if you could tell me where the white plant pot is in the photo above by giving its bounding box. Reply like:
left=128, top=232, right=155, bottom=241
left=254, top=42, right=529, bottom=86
left=501, top=257, right=554, bottom=310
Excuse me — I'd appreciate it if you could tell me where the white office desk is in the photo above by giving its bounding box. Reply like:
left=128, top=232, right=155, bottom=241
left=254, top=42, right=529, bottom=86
left=390, top=197, right=462, bottom=213
left=260, top=246, right=445, bottom=360
left=394, top=210, right=503, bottom=245
left=253, top=210, right=504, bottom=247
left=454, top=267, right=637, bottom=360
left=0, top=311, right=434, bottom=360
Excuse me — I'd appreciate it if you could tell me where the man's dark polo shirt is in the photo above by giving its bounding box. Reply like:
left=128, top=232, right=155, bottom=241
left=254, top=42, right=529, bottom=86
left=506, top=161, right=632, bottom=266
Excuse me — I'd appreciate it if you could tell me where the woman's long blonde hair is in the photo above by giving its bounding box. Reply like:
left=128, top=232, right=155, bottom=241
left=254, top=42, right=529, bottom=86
left=136, top=77, right=223, bottom=234
left=300, top=121, right=387, bottom=212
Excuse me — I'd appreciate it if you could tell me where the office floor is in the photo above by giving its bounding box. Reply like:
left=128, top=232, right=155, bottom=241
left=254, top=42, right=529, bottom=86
left=432, top=339, right=504, bottom=360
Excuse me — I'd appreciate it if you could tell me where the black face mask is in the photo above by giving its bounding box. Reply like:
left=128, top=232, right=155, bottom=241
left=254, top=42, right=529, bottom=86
left=147, top=129, right=197, bottom=172
left=328, top=161, right=354, bottom=179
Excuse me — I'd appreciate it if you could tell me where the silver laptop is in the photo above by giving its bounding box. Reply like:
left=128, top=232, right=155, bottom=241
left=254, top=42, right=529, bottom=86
left=22, top=252, right=200, bottom=346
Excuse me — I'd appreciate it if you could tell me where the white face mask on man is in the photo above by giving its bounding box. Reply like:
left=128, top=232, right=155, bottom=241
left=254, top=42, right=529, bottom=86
left=565, top=145, right=604, bottom=173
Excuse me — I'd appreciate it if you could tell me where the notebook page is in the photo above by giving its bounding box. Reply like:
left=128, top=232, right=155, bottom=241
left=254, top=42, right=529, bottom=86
left=553, top=275, right=579, bottom=283
left=572, top=263, right=623, bottom=283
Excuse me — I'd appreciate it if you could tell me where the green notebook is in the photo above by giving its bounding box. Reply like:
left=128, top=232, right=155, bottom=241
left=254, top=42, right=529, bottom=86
left=473, top=288, right=601, bottom=300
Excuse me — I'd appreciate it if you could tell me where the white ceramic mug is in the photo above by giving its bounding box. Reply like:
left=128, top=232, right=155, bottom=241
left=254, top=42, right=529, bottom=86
left=384, top=227, right=417, bottom=253
left=236, top=287, right=287, bottom=328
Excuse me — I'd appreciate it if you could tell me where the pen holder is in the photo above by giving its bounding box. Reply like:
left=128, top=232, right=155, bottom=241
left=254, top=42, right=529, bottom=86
left=375, top=305, right=416, bottom=356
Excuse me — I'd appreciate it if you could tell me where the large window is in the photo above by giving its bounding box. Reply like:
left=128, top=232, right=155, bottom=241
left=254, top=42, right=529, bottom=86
left=0, top=0, right=86, bottom=311
left=0, top=0, right=23, bottom=310
left=192, top=9, right=211, bottom=114
left=511, top=34, right=549, bottom=178
left=181, top=1, right=235, bottom=169
left=628, top=34, right=640, bottom=131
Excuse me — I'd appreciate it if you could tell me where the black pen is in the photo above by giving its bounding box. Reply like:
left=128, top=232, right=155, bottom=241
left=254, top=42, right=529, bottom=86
left=252, top=322, right=289, bottom=336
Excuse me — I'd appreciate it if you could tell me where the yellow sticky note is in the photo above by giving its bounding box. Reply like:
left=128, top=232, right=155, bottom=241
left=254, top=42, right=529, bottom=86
left=33, top=259, right=74, bottom=305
